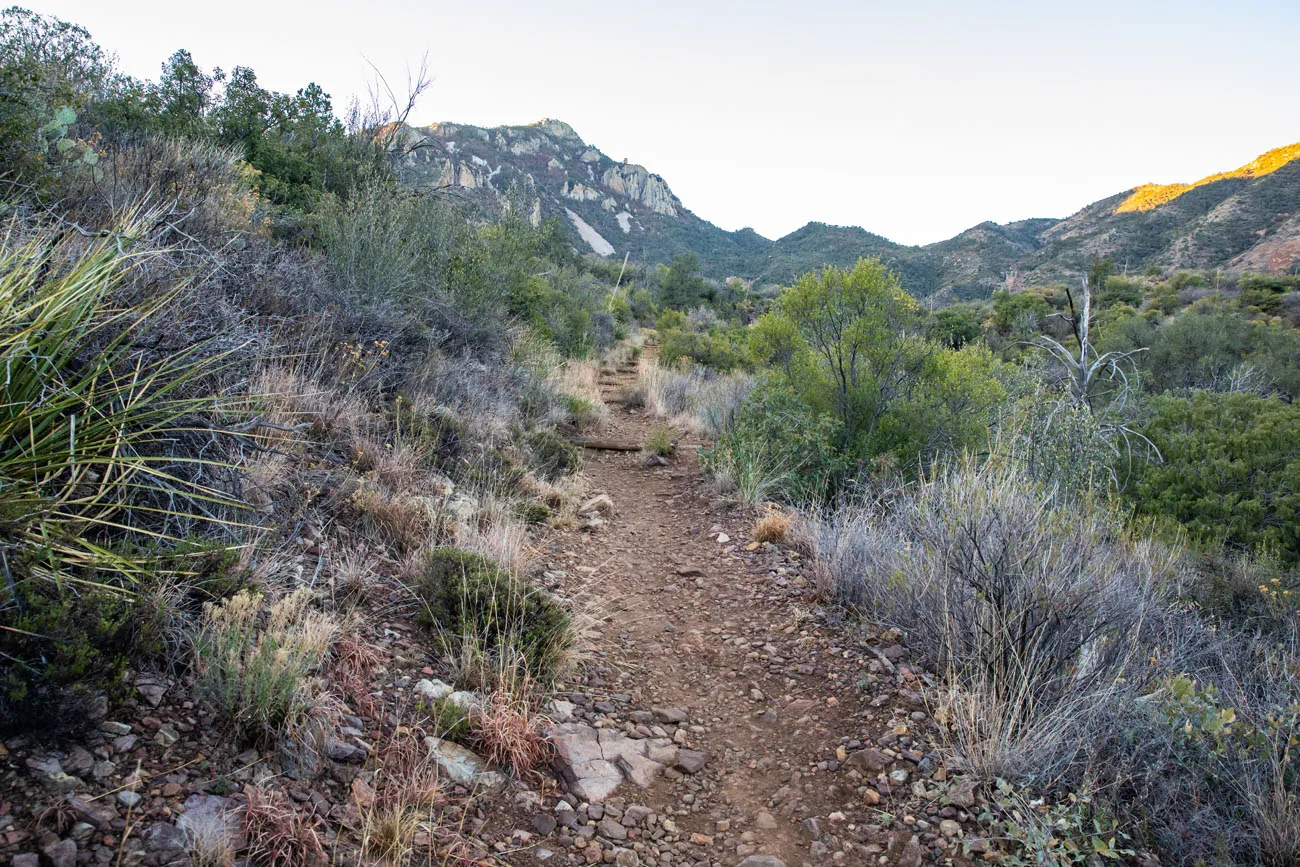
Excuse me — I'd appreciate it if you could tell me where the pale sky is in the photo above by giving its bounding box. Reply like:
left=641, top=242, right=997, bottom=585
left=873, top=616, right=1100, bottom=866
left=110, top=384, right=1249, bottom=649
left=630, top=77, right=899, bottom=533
left=27, top=0, right=1300, bottom=246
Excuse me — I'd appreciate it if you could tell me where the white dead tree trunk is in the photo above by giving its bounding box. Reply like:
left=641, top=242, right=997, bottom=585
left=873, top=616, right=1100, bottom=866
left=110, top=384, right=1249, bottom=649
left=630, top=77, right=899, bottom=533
left=1034, top=275, right=1161, bottom=470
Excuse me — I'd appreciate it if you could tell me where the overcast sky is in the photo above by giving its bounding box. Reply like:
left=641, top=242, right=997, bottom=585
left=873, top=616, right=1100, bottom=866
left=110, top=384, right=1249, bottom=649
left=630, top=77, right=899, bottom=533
left=27, top=0, right=1300, bottom=245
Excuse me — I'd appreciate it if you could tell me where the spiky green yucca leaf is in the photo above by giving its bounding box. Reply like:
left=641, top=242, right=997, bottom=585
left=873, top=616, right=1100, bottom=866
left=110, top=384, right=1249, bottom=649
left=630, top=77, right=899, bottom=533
left=0, top=221, right=238, bottom=587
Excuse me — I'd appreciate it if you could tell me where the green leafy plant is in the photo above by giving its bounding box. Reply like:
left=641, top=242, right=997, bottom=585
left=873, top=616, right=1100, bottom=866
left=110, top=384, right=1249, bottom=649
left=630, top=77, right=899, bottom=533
left=644, top=425, right=675, bottom=458
left=412, top=549, right=572, bottom=684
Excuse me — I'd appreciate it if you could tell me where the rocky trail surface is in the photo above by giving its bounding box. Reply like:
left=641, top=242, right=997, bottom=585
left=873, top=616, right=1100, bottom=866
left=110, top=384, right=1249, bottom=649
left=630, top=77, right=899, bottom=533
left=0, top=354, right=982, bottom=867
left=505, top=357, right=978, bottom=867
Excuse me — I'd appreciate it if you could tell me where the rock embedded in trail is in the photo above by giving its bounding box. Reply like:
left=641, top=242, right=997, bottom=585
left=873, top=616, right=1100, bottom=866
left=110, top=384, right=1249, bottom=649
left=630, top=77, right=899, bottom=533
left=737, top=856, right=788, bottom=867
left=579, top=494, right=615, bottom=517
left=424, top=736, right=508, bottom=793
left=549, top=722, right=677, bottom=801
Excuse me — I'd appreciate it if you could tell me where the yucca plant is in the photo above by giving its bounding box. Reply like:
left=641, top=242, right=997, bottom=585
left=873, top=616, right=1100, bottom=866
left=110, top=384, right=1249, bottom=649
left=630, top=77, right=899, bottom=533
left=0, top=218, right=238, bottom=590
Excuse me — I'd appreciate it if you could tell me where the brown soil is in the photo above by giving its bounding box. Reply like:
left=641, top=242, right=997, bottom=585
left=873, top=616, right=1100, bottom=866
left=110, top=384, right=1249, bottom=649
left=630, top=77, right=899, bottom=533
left=503, top=354, right=965, bottom=866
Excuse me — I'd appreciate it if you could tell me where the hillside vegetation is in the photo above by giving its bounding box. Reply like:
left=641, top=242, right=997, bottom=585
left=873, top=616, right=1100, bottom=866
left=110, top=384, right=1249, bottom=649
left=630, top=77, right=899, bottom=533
left=3, top=7, right=1300, bottom=867
left=639, top=250, right=1300, bottom=865
left=398, top=117, right=1300, bottom=301
left=1116, top=141, right=1300, bottom=212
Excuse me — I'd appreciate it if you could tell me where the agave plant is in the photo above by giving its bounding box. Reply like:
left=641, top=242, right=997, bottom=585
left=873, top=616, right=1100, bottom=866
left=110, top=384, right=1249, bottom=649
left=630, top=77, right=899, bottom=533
left=0, top=217, right=239, bottom=590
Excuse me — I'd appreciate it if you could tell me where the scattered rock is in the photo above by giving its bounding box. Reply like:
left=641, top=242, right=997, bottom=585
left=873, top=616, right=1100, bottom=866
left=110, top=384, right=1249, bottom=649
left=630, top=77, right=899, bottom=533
left=651, top=706, right=689, bottom=724
left=579, top=495, right=615, bottom=517
left=845, top=748, right=889, bottom=772
left=135, top=675, right=167, bottom=707
left=424, top=737, right=508, bottom=793
left=325, top=738, right=365, bottom=764
left=42, top=839, right=76, bottom=867
left=675, top=749, right=709, bottom=774
left=737, top=857, right=787, bottom=867
left=141, top=821, right=187, bottom=861
left=176, top=794, right=243, bottom=850
left=415, top=678, right=453, bottom=704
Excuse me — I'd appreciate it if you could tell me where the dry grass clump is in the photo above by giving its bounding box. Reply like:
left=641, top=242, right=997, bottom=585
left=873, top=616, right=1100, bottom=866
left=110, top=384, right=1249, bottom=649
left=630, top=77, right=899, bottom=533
left=752, top=508, right=792, bottom=544
left=362, top=804, right=420, bottom=864
left=471, top=688, right=550, bottom=774
left=242, top=785, right=326, bottom=867
left=551, top=359, right=608, bottom=429
left=184, top=809, right=237, bottom=867
left=194, top=587, right=338, bottom=746
left=640, top=361, right=754, bottom=439
left=812, top=458, right=1300, bottom=865
left=329, top=634, right=384, bottom=719
left=355, top=729, right=450, bottom=864
left=351, top=480, right=442, bottom=555
left=62, top=135, right=255, bottom=235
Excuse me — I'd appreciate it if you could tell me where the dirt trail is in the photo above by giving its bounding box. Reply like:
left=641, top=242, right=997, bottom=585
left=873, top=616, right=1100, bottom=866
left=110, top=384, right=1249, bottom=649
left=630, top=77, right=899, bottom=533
left=514, top=354, right=947, bottom=866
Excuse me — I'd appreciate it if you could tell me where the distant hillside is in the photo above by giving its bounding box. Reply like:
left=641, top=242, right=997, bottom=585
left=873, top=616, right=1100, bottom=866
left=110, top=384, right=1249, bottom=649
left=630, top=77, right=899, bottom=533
left=396, top=122, right=1300, bottom=300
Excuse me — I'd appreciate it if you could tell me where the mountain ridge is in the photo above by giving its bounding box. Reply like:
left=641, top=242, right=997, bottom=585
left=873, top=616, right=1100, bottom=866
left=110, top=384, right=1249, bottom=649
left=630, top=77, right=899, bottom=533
left=397, top=120, right=1300, bottom=300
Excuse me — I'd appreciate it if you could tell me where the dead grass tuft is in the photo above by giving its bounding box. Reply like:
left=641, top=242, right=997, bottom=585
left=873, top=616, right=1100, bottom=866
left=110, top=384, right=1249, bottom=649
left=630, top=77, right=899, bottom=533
left=752, top=508, right=791, bottom=544
left=471, top=688, right=551, bottom=774
left=242, top=785, right=326, bottom=867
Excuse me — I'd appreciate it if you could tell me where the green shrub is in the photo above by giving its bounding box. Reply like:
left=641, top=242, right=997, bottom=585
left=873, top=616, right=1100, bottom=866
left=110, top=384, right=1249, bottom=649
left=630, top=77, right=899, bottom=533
left=563, top=394, right=601, bottom=429
left=1135, top=391, right=1300, bottom=563
left=0, top=575, right=174, bottom=732
left=1100, top=276, right=1146, bottom=309
left=703, top=384, right=842, bottom=504
left=413, top=550, right=571, bottom=683
left=420, top=695, right=471, bottom=740
left=512, top=501, right=551, bottom=525
left=522, top=429, right=581, bottom=482
left=655, top=309, right=687, bottom=332
left=644, top=426, right=675, bottom=457
left=659, top=328, right=746, bottom=371
left=194, top=589, right=337, bottom=746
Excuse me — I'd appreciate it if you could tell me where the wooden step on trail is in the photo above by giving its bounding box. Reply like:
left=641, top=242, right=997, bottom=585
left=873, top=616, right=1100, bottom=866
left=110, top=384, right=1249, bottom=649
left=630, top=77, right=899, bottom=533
left=566, top=434, right=642, bottom=454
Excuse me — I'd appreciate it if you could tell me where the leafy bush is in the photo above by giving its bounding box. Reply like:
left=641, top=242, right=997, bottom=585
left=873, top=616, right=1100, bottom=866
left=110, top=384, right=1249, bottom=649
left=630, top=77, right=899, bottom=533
left=644, top=426, right=675, bottom=457
left=749, top=258, right=1005, bottom=472
left=512, top=501, right=551, bottom=525
left=194, top=589, right=337, bottom=746
left=703, top=384, right=842, bottom=504
left=1135, top=391, right=1300, bottom=563
left=659, top=327, right=748, bottom=371
left=0, top=575, right=174, bottom=731
left=412, top=549, right=572, bottom=683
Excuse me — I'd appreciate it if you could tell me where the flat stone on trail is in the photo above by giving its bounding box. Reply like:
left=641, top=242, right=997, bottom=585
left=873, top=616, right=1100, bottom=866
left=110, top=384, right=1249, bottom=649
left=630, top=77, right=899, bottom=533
left=551, top=722, right=670, bottom=800
left=674, top=566, right=704, bottom=577
left=550, top=723, right=604, bottom=766
left=617, top=750, right=664, bottom=788
left=738, top=857, right=787, bottom=867
left=567, top=759, right=624, bottom=802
